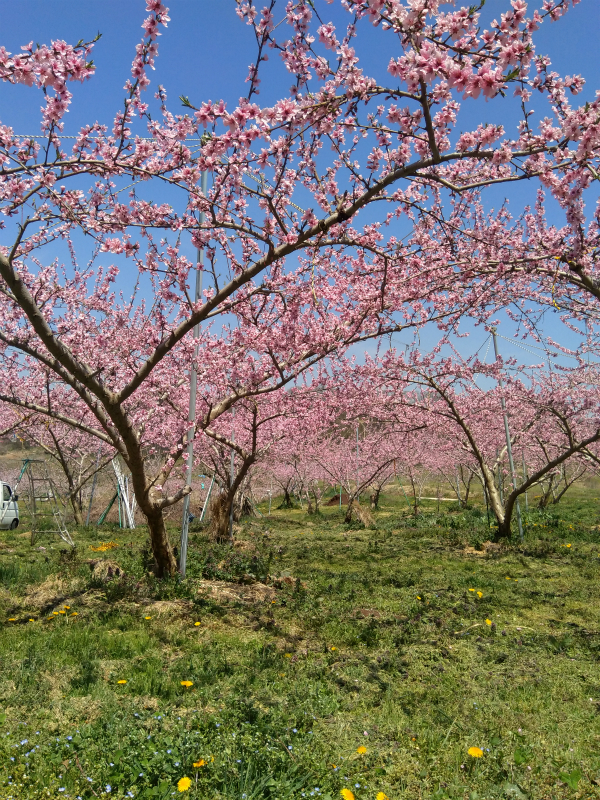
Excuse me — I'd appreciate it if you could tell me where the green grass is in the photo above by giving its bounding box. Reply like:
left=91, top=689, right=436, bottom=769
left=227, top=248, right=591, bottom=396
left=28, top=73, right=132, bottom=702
left=1, top=488, right=600, bottom=799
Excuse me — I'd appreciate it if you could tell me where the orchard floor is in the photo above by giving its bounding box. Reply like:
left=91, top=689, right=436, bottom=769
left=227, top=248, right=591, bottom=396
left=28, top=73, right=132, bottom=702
left=1, top=491, right=600, bottom=800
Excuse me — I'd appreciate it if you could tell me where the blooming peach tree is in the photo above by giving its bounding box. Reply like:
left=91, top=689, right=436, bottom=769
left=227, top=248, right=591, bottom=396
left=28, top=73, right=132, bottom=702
left=0, top=0, right=593, bottom=574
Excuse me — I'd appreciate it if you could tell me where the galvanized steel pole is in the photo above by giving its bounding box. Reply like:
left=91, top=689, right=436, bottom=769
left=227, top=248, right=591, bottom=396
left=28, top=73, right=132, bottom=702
left=179, top=169, right=208, bottom=576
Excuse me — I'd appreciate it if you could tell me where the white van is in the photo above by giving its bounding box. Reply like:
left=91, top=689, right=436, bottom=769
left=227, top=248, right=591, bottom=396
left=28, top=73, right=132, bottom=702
left=0, top=482, right=19, bottom=529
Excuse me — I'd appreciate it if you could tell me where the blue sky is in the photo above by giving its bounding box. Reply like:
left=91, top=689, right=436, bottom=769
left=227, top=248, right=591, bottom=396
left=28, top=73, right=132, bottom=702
left=1, top=0, right=598, bottom=370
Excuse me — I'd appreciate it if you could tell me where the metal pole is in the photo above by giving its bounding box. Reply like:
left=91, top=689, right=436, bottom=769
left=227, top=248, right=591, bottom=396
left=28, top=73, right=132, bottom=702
left=228, top=410, right=235, bottom=542
left=523, top=450, right=528, bottom=512
left=356, top=425, right=360, bottom=501
left=180, top=169, right=208, bottom=577
left=492, top=330, right=524, bottom=542
left=199, top=474, right=215, bottom=522
left=86, top=449, right=101, bottom=526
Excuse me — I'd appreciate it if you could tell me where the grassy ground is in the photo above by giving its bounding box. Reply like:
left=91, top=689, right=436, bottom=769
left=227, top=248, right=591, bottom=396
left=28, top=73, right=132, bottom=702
left=1, top=487, right=600, bottom=800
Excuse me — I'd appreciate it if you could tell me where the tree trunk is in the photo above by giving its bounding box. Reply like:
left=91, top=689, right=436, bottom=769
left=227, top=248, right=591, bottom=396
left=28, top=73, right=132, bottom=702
left=537, top=475, right=555, bottom=509
left=370, top=487, right=381, bottom=510
left=463, top=478, right=471, bottom=507
left=208, top=490, right=232, bottom=542
left=69, top=495, right=84, bottom=526
left=145, top=507, right=178, bottom=577
left=278, top=488, right=294, bottom=509
left=494, top=515, right=512, bottom=542
left=344, top=500, right=355, bottom=523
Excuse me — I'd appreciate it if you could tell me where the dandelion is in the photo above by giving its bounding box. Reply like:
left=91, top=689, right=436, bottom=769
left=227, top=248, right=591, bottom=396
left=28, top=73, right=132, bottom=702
left=477, top=591, right=483, bottom=598
left=177, top=777, right=192, bottom=792
left=28, top=618, right=34, bottom=622
left=64, top=606, right=70, bottom=610
left=376, top=794, right=389, bottom=800
left=117, top=680, right=127, bottom=685
left=53, top=611, right=59, bottom=615
left=340, top=790, right=355, bottom=800
left=144, top=616, right=152, bottom=620
left=566, top=544, right=571, bottom=548
left=468, top=588, right=475, bottom=592
left=416, top=596, right=421, bottom=600
left=59, top=610, right=66, bottom=614
left=71, top=612, right=78, bottom=617
left=356, top=746, right=367, bottom=754
left=7, top=618, right=16, bottom=622
left=468, top=747, right=483, bottom=758
left=194, top=622, right=201, bottom=626
left=284, top=653, right=292, bottom=658
left=180, top=681, right=193, bottom=688
left=485, top=619, right=492, bottom=626
left=193, top=759, right=206, bottom=768
left=331, top=646, right=337, bottom=651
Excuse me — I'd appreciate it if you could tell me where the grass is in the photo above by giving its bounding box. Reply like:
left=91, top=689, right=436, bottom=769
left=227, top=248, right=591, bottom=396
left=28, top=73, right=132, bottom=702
left=0, top=486, right=599, bottom=800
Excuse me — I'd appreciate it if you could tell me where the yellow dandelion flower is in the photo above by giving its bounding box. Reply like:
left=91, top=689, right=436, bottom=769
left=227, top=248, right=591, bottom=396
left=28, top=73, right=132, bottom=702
left=284, top=653, right=292, bottom=658
left=477, top=591, right=483, bottom=598
left=505, top=576, right=511, bottom=580
left=52, top=611, right=59, bottom=615
left=377, top=793, right=390, bottom=800
left=485, top=619, right=492, bottom=626
left=59, top=610, right=66, bottom=614
left=71, top=612, right=78, bottom=616
left=180, top=680, right=193, bottom=688
left=117, top=679, right=127, bottom=684
left=47, top=615, right=55, bottom=620
left=144, top=616, right=152, bottom=620
left=28, top=618, right=34, bottom=622
left=340, top=790, right=355, bottom=800
left=357, top=745, right=367, bottom=754
left=468, top=746, right=484, bottom=758
left=177, top=776, right=192, bottom=792
left=416, top=596, right=421, bottom=600
left=468, top=588, right=475, bottom=592
left=331, top=646, right=337, bottom=651
left=193, top=759, right=206, bottom=768
left=566, top=543, right=571, bottom=548
left=63, top=606, right=70, bottom=610
left=194, top=621, right=201, bottom=626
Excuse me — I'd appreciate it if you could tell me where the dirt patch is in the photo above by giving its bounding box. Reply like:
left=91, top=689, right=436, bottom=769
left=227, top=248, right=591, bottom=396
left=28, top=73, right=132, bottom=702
left=197, top=579, right=275, bottom=605
left=143, top=600, right=194, bottom=618
left=352, top=608, right=383, bottom=619
left=270, top=574, right=306, bottom=590
left=463, top=541, right=503, bottom=557
left=233, top=538, right=259, bottom=553
left=327, top=493, right=350, bottom=506
left=88, top=559, right=125, bottom=581
left=23, top=576, right=70, bottom=610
